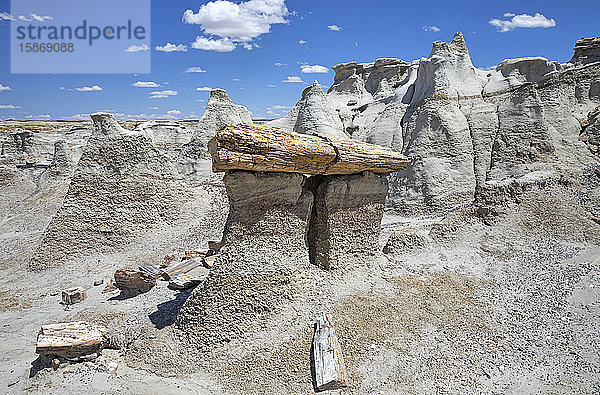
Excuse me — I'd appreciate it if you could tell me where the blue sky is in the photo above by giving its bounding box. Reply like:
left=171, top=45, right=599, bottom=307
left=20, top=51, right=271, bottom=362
left=0, top=0, right=598, bottom=120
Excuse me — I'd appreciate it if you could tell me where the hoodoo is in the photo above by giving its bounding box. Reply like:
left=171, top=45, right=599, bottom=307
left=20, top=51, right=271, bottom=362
left=177, top=123, right=408, bottom=345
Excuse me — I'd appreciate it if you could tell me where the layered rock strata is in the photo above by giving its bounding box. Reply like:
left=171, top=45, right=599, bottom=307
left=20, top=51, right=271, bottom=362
left=177, top=168, right=390, bottom=346
left=273, top=33, right=600, bottom=215
left=178, top=124, right=400, bottom=344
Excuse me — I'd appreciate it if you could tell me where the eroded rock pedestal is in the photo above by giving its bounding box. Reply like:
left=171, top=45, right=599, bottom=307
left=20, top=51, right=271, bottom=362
left=177, top=124, right=405, bottom=347
left=309, top=171, right=387, bottom=270
left=177, top=169, right=390, bottom=346
left=30, top=113, right=190, bottom=269
left=176, top=171, right=314, bottom=345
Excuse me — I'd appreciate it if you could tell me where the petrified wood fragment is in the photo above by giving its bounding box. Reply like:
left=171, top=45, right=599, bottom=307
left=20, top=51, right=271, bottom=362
left=312, top=314, right=348, bottom=391
left=35, top=321, right=106, bottom=359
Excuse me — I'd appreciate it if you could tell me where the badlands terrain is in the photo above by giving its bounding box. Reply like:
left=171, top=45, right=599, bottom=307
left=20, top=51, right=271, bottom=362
left=0, top=33, right=599, bottom=394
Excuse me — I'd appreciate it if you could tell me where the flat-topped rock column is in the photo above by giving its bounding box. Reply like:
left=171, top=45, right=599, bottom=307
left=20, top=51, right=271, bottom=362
left=309, top=171, right=388, bottom=270
left=177, top=171, right=314, bottom=346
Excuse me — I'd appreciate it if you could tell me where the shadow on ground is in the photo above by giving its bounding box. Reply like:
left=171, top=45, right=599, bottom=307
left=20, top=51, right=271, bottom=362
left=149, top=289, right=193, bottom=329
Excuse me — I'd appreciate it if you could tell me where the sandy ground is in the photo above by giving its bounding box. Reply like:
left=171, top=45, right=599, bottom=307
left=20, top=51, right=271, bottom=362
left=1, top=122, right=599, bottom=393
left=1, top=189, right=599, bottom=394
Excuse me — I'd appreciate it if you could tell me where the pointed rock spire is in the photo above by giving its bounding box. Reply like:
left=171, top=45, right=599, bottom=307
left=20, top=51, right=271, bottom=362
left=449, top=32, right=469, bottom=55
left=90, top=113, right=123, bottom=135
left=293, top=81, right=346, bottom=138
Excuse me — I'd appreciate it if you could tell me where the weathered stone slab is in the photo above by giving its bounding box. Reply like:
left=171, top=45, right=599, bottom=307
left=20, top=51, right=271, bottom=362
left=35, top=321, right=106, bottom=359
left=313, top=314, right=348, bottom=391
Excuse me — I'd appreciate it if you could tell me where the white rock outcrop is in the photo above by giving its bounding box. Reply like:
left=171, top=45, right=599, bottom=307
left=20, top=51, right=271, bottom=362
left=270, top=33, right=600, bottom=215
left=177, top=89, right=252, bottom=180
left=30, top=113, right=191, bottom=269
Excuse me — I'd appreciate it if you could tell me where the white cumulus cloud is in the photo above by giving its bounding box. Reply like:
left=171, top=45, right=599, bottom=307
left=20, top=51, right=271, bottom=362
left=125, top=44, right=149, bottom=52
left=301, top=64, right=329, bottom=74
left=191, top=36, right=236, bottom=52
left=274, top=62, right=285, bottom=66
left=31, top=13, right=53, bottom=22
left=242, top=42, right=258, bottom=50
left=328, top=25, right=341, bottom=31
left=423, top=25, right=440, bottom=32
left=298, top=39, right=306, bottom=45
left=490, top=12, right=556, bottom=32
left=132, top=81, right=159, bottom=88
left=184, top=66, right=207, bottom=73
left=155, top=43, right=188, bottom=52
left=0, top=84, right=11, bottom=91
left=196, top=87, right=213, bottom=91
left=76, top=85, right=102, bottom=92
left=0, top=104, right=22, bottom=109
left=183, top=0, right=288, bottom=52
left=167, top=110, right=182, bottom=115
left=282, top=76, right=303, bottom=83
left=0, top=12, right=15, bottom=21
left=149, top=90, right=177, bottom=98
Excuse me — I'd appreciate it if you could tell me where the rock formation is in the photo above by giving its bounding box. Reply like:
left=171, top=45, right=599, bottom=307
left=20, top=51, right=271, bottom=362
left=178, top=126, right=400, bottom=345
left=309, top=172, right=387, bottom=269
left=569, top=37, right=600, bottom=65
left=177, top=89, right=252, bottom=181
left=29, top=113, right=191, bottom=269
left=177, top=171, right=314, bottom=345
left=268, top=81, right=346, bottom=138
left=272, top=33, right=600, bottom=216
left=292, top=81, right=347, bottom=138
left=581, top=106, right=600, bottom=156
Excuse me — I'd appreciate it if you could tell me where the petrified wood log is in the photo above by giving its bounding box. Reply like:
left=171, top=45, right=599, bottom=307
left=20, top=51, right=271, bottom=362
left=114, top=269, right=156, bottom=293
left=35, top=321, right=106, bottom=359
left=61, top=287, right=86, bottom=305
left=160, top=259, right=202, bottom=280
left=312, top=314, right=348, bottom=391
left=208, top=124, right=409, bottom=175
